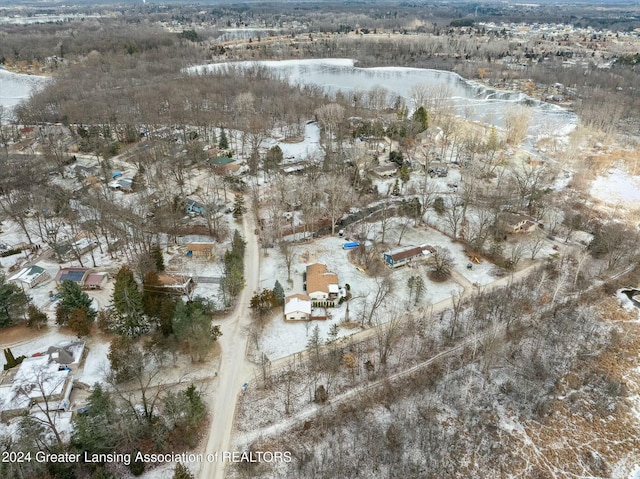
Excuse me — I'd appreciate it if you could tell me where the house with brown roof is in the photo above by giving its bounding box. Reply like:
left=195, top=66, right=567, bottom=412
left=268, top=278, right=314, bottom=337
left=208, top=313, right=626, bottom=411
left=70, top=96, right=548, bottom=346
left=305, top=263, right=340, bottom=307
left=383, top=244, right=434, bottom=268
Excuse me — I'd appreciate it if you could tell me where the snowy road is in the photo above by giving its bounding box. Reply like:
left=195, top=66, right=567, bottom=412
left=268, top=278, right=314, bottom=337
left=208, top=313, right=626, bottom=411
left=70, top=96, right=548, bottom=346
left=199, top=209, right=260, bottom=479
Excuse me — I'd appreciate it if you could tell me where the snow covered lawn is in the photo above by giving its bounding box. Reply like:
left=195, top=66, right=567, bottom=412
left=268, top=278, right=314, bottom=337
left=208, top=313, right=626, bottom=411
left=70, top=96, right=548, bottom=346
left=591, top=166, right=640, bottom=204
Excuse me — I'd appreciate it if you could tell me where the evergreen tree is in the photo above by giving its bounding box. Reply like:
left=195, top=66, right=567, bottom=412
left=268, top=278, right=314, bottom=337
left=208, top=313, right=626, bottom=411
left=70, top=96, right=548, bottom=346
left=68, top=308, right=92, bottom=337
left=218, top=127, right=228, bottom=149
left=26, top=304, right=47, bottom=329
left=264, top=145, right=283, bottom=174
left=112, top=266, right=147, bottom=338
left=142, top=270, right=175, bottom=328
left=399, top=164, right=410, bottom=184
left=392, top=178, right=400, bottom=196
left=108, top=335, right=143, bottom=383
left=0, top=273, right=30, bottom=328
left=232, top=194, right=246, bottom=219
left=412, top=106, right=429, bottom=130
left=72, top=384, right=119, bottom=456
left=173, top=463, right=195, bottom=479
left=307, top=325, right=321, bottom=364
left=142, top=270, right=162, bottom=318
left=164, top=385, right=207, bottom=449
left=220, top=231, right=246, bottom=305
left=413, top=276, right=425, bottom=304
left=273, top=280, right=285, bottom=306
left=486, top=126, right=500, bottom=157
left=150, top=244, right=165, bottom=271
left=56, top=280, right=96, bottom=327
left=173, top=299, right=222, bottom=362
left=232, top=230, right=246, bottom=256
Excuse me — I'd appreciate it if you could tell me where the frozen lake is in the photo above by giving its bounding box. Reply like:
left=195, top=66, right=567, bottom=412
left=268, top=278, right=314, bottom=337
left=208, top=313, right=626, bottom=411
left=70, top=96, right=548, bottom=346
left=188, top=58, right=577, bottom=147
left=0, top=69, right=50, bottom=122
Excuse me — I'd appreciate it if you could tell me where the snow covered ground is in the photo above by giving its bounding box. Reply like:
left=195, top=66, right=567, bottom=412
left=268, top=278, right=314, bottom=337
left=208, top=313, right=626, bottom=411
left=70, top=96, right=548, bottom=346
left=255, top=229, right=478, bottom=361
left=261, top=122, right=323, bottom=163
left=591, top=166, right=640, bottom=204
left=0, top=329, right=80, bottom=369
left=0, top=69, right=50, bottom=122
left=77, top=338, right=111, bottom=386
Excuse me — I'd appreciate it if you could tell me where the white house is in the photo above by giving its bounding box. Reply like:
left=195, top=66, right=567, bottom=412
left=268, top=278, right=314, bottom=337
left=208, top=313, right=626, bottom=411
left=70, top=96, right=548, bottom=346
left=9, top=265, right=50, bottom=289
left=0, top=355, right=73, bottom=421
left=284, top=293, right=312, bottom=321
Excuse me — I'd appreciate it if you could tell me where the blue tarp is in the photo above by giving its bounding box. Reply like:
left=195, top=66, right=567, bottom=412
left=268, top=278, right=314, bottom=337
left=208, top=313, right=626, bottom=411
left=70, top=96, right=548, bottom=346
left=112, top=171, right=123, bottom=179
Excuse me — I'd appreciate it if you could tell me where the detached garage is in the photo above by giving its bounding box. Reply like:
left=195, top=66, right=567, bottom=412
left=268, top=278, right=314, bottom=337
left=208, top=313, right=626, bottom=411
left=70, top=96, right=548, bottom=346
left=284, top=294, right=312, bottom=321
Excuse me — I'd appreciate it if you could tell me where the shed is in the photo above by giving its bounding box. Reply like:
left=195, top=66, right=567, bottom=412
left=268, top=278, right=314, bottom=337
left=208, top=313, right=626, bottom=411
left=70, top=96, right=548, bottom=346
left=374, top=164, right=398, bottom=178
left=186, top=243, right=215, bottom=258
left=157, top=273, right=195, bottom=295
left=185, top=199, right=206, bottom=216
left=83, top=272, right=109, bottom=290
left=284, top=293, right=312, bottom=321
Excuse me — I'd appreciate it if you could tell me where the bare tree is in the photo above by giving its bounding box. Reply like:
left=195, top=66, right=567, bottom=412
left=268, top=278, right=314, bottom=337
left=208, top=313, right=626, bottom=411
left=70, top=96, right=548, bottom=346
left=504, top=105, right=531, bottom=147
left=280, top=241, right=296, bottom=283
left=16, top=362, right=68, bottom=449
left=274, top=364, right=302, bottom=416
left=428, top=246, right=454, bottom=282
left=362, top=276, right=392, bottom=326
left=443, top=198, right=464, bottom=240
left=527, top=235, right=546, bottom=260
left=375, top=311, right=402, bottom=367
left=507, top=242, right=527, bottom=270
left=322, top=173, right=354, bottom=235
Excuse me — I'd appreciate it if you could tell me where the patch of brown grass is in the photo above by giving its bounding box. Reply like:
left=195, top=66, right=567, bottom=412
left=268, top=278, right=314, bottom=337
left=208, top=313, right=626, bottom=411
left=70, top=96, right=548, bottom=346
left=515, top=320, right=640, bottom=477
left=586, top=148, right=640, bottom=176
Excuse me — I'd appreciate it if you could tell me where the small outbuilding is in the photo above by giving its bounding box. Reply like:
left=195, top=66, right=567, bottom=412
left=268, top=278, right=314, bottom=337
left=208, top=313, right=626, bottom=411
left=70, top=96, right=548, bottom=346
left=186, top=243, right=215, bottom=258
left=82, top=272, right=109, bottom=290
left=284, top=293, right=312, bottom=321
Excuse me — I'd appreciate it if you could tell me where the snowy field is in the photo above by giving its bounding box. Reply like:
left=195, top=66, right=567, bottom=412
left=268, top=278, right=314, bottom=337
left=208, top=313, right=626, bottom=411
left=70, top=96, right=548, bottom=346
left=591, top=166, right=640, bottom=204
left=261, top=122, right=323, bottom=163
left=0, top=69, right=50, bottom=122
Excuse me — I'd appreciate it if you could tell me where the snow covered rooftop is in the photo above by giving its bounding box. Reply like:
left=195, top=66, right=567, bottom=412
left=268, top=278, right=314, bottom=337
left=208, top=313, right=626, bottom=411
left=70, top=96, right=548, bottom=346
left=8, top=265, right=49, bottom=287
left=0, top=355, right=71, bottom=414
left=285, top=294, right=311, bottom=316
